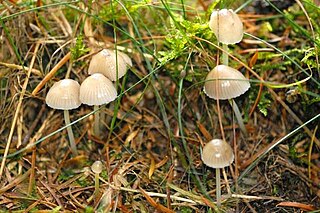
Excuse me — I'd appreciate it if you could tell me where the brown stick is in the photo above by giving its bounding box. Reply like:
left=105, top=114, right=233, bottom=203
left=28, top=147, right=37, bottom=195
left=31, top=52, right=71, bottom=96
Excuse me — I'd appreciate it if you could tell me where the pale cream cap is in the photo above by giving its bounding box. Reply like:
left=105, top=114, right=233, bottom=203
left=88, top=49, right=130, bottom=81
left=45, top=79, right=81, bottom=110
left=204, top=65, right=250, bottom=100
left=80, top=73, right=117, bottom=106
left=209, top=9, right=243, bottom=44
left=91, top=160, right=103, bottom=174
left=118, top=51, right=132, bottom=67
left=201, top=139, right=234, bottom=169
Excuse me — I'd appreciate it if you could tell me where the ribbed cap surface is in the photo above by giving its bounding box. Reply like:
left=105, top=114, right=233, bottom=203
left=204, top=65, right=250, bottom=100
left=209, top=9, right=243, bottom=44
left=45, top=79, right=81, bottom=110
left=80, top=73, right=117, bottom=106
left=201, top=139, right=234, bottom=169
left=88, top=49, right=130, bottom=81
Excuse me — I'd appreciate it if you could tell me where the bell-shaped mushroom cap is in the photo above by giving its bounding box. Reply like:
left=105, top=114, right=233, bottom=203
left=45, top=79, right=81, bottom=110
left=209, top=9, right=243, bottom=44
left=88, top=49, right=130, bottom=81
left=118, top=51, right=132, bottom=67
left=204, top=65, right=250, bottom=100
left=80, top=73, right=117, bottom=106
left=91, top=160, right=103, bottom=174
left=201, top=139, right=234, bottom=169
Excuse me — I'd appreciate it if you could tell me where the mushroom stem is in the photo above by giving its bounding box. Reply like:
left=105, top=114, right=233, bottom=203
left=63, top=110, right=78, bottom=155
left=94, top=105, right=101, bottom=137
left=222, top=43, right=229, bottom=66
left=229, top=99, right=247, bottom=135
left=216, top=168, right=221, bottom=207
left=94, top=172, right=100, bottom=198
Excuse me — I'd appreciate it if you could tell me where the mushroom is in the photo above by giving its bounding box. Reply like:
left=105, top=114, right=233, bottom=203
left=201, top=139, right=234, bottom=207
left=91, top=160, right=103, bottom=198
left=209, top=9, right=243, bottom=45
left=88, top=49, right=132, bottom=81
left=209, top=9, right=243, bottom=65
left=79, top=73, right=117, bottom=136
left=45, top=79, right=81, bottom=156
left=204, top=65, right=250, bottom=134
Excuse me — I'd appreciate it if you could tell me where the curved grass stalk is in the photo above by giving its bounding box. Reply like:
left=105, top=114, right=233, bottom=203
left=239, top=113, right=320, bottom=181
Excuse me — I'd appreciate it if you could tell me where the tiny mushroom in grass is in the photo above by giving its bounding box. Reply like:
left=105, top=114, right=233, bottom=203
left=204, top=65, right=250, bottom=135
left=88, top=49, right=132, bottom=81
left=202, top=139, right=234, bottom=207
left=80, top=73, right=117, bottom=136
left=45, top=79, right=81, bottom=156
left=209, top=9, right=243, bottom=65
left=91, top=160, right=103, bottom=198
left=209, top=9, right=243, bottom=45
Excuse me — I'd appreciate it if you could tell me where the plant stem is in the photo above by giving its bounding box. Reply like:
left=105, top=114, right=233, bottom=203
left=63, top=110, right=78, bottom=156
left=229, top=99, right=247, bottom=135
left=222, top=43, right=228, bottom=66
left=94, top=105, right=100, bottom=137
left=216, top=168, right=221, bottom=207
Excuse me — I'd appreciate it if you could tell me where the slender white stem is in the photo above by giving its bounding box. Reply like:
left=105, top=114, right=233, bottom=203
left=222, top=43, right=228, bottom=66
left=94, top=105, right=100, bottom=137
left=216, top=168, right=221, bottom=207
left=229, top=99, right=247, bottom=135
left=63, top=110, right=78, bottom=155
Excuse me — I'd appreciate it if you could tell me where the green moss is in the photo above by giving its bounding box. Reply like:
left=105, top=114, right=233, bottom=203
left=70, top=34, right=90, bottom=60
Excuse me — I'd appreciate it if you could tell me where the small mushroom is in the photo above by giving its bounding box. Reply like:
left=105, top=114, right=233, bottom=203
left=209, top=9, right=243, bottom=45
left=80, top=73, right=117, bottom=136
left=45, top=79, right=81, bottom=156
left=91, top=160, right=103, bottom=198
left=204, top=65, right=250, bottom=135
left=209, top=9, right=243, bottom=65
left=201, top=139, right=234, bottom=207
left=88, top=49, right=131, bottom=81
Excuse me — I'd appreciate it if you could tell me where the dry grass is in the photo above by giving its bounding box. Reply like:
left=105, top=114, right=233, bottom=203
left=0, top=0, right=319, bottom=212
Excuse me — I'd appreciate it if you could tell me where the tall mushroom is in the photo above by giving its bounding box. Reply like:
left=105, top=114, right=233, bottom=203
left=204, top=65, right=250, bottom=134
left=201, top=139, right=234, bottom=207
left=208, top=9, right=248, bottom=134
left=45, top=79, right=81, bottom=156
left=209, top=9, right=243, bottom=65
left=91, top=160, right=103, bottom=198
left=79, top=73, right=117, bottom=136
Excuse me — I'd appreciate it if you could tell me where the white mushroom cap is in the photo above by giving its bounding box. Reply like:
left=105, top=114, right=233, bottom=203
left=209, top=9, right=243, bottom=44
left=204, top=65, right=250, bottom=100
left=91, top=160, right=103, bottom=174
left=118, top=51, right=132, bottom=67
left=45, top=79, right=81, bottom=110
left=201, top=139, right=234, bottom=169
left=88, top=49, right=130, bottom=81
left=80, top=73, right=117, bottom=106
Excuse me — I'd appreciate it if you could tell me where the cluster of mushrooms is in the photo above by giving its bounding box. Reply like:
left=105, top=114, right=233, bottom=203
left=202, top=9, right=250, bottom=207
left=44, top=8, right=248, bottom=208
left=45, top=49, right=132, bottom=156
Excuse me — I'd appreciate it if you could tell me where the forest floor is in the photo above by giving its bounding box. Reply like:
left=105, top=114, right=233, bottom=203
left=0, top=0, right=319, bottom=212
